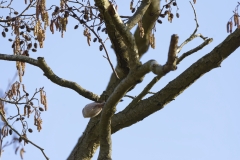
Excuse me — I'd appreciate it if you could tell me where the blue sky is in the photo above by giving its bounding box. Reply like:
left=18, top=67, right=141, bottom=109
left=0, top=0, right=240, bottom=160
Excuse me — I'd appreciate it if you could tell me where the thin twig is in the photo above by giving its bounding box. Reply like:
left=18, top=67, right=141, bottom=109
left=126, top=34, right=179, bottom=109
left=0, top=111, right=49, bottom=160
left=124, top=75, right=161, bottom=113
left=177, top=1, right=201, bottom=53
left=177, top=38, right=213, bottom=64
left=65, top=3, right=119, bottom=79
left=0, top=1, right=35, bottom=22
left=124, top=95, right=135, bottom=99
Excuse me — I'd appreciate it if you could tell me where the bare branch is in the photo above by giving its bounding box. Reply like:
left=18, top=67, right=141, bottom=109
left=113, top=28, right=240, bottom=135
left=127, top=34, right=179, bottom=109
left=68, top=28, right=240, bottom=160
left=177, top=1, right=204, bottom=54
left=177, top=38, right=213, bottom=64
left=65, top=3, right=119, bottom=79
left=0, top=54, right=100, bottom=101
left=0, top=1, right=36, bottom=22
left=107, top=2, right=141, bottom=69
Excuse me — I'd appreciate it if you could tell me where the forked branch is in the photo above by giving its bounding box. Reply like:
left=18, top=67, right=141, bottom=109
left=177, top=1, right=208, bottom=54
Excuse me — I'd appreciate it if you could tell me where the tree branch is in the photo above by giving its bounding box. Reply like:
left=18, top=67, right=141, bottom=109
left=126, top=34, right=178, bottom=110
left=126, top=0, right=152, bottom=30
left=177, top=38, right=213, bottom=64
left=112, top=28, right=240, bottom=133
left=177, top=1, right=207, bottom=54
left=0, top=54, right=100, bottom=101
left=68, top=28, right=240, bottom=160
left=97, top=38, right=177, bottom=160
left=0, top=1, right=35, bottom=22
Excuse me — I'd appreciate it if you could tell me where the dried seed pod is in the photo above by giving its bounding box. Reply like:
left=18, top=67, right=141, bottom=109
left=131, top=8, right=136, bottom=13
left=97, top=26, right=101, bottom=31
left=28, top=128, right=33, bottom=133
left=80, top=19, right=85, bottom=24
left=193, top=0, right=196, bottom=4
left=74, top=25, right=78, bottom=29
left=159, top=14, right=165, bottom=18
left=226, top=21, right=230, bottom=33
left=82, top=102, right=105, bottom=118
left=164, top=10, right=169, bottom=15
left=2, top=31, right=6, bottom=38
left=9, top=129, right=12, bottom=135
left=101, top=28, right=106, bottom=32
left=157, top=19, right=162, bottom=24
left=99, top=45, right=103, bottom=51
left=34, top=42, right=37, bottom=48
left=32, top=48, right=37, bottom=52
left=54, top=6, right=60, bottom=12
left=130, top=1, right=133, bottom=10
left=23, top=50, right=29, bottom=56
left=20, top=25, right=25, bottom=29
left=27, top=43, right=32, bottom=50
left=173, top=2, right=177, bottom=6
left=26, top=26, right=31, bottom=32
left=14, top=11, right=19, bottom=15
left=93, top=37, right=97, bottom=42
left=4, top=28, right=8, bottom=32
left=8, top=38, right=13, bottom=42
left=64, top=11, right=69, bottom=18
left=39, top=107, right=44, bottom=111
left=19, top=137, right=22, bottom=143
left=20, top=41, right=24, bottom=45
left=176, top=13, right=180, bottom=18
left=165, top=4, right=170, bottom=9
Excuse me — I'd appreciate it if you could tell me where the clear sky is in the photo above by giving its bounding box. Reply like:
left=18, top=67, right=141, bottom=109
left=0, top=0, right=240, bottom=160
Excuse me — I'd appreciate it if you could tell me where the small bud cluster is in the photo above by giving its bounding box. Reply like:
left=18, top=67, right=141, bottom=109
left=0, top=81, right=47, bottom=158
left=157, top=0, right=180, bottom=24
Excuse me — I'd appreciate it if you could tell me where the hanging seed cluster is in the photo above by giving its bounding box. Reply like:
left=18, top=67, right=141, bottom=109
left=50, top=6, right=69, bottom=37
left=149, top=33, right=155, bottom=49
left=0, top=0, right=50, bottom=84
left=3, top=83, right=47, bottom=134
left=83, top=28, right=91, bottom=46
left=227, top=2, right=240, bottom=33
left=157, top=0, right=179, bottom=24
left=0, top=81, right=48, bottom=158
